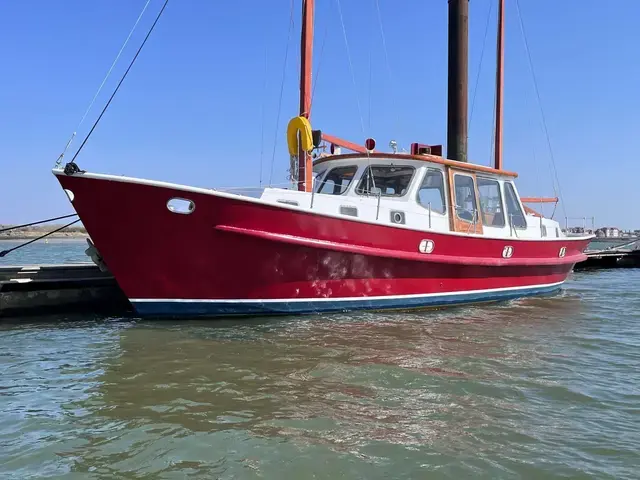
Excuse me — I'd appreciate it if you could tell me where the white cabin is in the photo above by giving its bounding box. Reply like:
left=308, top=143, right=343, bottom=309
left=258, top=153, right=563, bottom=241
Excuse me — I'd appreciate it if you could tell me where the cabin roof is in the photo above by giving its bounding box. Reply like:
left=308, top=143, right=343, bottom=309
left=312, top=152, right=518, bottom=178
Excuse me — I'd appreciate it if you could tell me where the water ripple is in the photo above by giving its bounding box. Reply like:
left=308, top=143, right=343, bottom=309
left=1, top=270, right=640, bottom=478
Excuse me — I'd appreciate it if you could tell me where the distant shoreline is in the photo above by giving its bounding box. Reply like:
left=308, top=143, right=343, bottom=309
left=0, top=224, right=88, bottom=241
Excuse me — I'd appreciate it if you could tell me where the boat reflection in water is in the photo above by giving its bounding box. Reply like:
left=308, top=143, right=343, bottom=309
left=64, top=293, right=584, bottom=475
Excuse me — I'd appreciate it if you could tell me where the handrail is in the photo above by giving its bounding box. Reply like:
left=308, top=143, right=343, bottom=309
left=313, top=152, right=519, bottom=177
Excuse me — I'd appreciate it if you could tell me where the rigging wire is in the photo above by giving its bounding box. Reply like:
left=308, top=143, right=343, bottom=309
left=469, top=0, right=494, bottom=135
left=259, top=44, right=268, bottom=187
left=309, top=18, right=329, bottom=113
left=335, top=0, right=367, bottom=137
left=368, top=31, right=373, bottom=133
left=55, top=0, right=152, bottom=166
left=336, top=0, right=377, bottom=194
left=490, top=74, right=496, bottom=166
left=269, top=0, right=296, bottom=186
left=374, top=0, right=400, bottom=141
left=66, top=0, right=170, bottom=167
left=514, top=0, right=566, bottom=220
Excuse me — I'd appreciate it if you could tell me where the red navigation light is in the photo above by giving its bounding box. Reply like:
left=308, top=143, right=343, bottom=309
left=365, top=138, right=376, bottom=151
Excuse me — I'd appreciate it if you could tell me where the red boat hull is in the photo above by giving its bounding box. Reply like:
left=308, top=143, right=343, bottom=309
left=55, top=172, right=590, bottom=317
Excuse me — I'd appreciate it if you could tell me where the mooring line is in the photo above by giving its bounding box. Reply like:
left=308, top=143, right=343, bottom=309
left=0, top=213, right=78, bottom=234
left=0, top=219, right=81, bottom=258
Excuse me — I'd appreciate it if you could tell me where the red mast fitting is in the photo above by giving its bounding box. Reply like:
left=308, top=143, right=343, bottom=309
left=298, top=0, right=314, bottom=192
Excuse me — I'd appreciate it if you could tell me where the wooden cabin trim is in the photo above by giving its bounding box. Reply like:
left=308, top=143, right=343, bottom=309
left=313, top=152, right=518, bottom=178
left=447, top=167, right=484, bottom=235
left=521, top=197, right=558, bottom=203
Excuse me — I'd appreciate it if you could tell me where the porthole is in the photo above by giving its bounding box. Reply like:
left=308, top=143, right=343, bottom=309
left=167, top=198, right=195, bottom=214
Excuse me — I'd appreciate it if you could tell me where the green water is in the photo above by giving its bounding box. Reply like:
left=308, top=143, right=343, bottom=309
left=1, top=241, right=639, bottom=478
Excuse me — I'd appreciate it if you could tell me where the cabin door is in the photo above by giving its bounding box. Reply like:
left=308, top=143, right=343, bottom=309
left=446, top=168, right=484, bottom=234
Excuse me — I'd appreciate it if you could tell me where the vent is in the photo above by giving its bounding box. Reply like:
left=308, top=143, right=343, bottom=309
left=277, top=199, right=299, bottom=206
left=410, top=143, right=443, bottom=156
left=339, top=206, right=358, bottom=217
left=390, top=210, right=405, bottom=225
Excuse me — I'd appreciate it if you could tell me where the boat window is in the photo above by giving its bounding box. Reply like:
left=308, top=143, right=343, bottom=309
left=477, top=178, right=505, bottom=227
left=356, top=165, right=415, bottom=197
left=316, top=166, right=358, bottom=195
left=312, top=169, right=327, bottom=189
left=453, top=174, right=478, bottom=223
left=416, top=169, right=446, bottom=214
left=504, top=182, right=527, bottom=229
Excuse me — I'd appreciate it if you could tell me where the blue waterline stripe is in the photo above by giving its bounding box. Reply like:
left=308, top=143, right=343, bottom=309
left=131, top=283, right=563, bottom=318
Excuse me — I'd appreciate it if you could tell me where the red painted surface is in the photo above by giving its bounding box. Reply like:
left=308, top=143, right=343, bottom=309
left=55, top=173, right=590, bottom=302
left=410, top=143, right=443, bottom=157
left=298, top=0, right=314, bottom=192
left=321, top=134, right=369, bottom=154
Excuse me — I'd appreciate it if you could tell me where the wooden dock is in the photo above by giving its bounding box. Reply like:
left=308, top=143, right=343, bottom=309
left=0, top=263, right=131, bottom=317
left=574, top=248, right=640, bottom=270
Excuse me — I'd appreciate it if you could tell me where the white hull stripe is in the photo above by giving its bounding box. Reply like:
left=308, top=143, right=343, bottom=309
left=131, top=281, right=565, bottom=304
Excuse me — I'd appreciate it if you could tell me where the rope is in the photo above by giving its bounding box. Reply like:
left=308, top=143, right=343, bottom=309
left=469, top=0, right=494, bottom=135
left=0, top=213, right=78, bottom=234
left=269, top=0, right=296, bottom=186
left=0, top=219, right=80, bottom=258
left=67, top=0, right=170, bottom=167
left=514, top=0, right=566, bottom=220
left=55, top=0, right=152, bottom=166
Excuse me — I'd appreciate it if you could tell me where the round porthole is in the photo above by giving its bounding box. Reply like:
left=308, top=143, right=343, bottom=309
left=502, top=246, right=514, bottom=258
left=167, top=198, right=195, bottom=214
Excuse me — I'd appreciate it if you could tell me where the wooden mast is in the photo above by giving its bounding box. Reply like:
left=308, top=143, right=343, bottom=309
left=494, top=0, right=505, bottom=170
left=298, top=0, right=314, bottom=192
left=447, top=0, right=469, bottom=162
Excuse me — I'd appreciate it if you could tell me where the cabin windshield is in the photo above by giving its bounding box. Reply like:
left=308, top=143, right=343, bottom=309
left=316, top=166, right=357, bottom=195
left=417, top=169, right=446, bottom=214
left=477, top=178, right=505, bottom=227
left=504, top=182, right=527, bottom=228
left=356, top=165, right=415, bottom=197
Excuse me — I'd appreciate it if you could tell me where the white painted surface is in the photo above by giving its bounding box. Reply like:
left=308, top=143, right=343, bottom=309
left=131, top=281, right=566, bottom=303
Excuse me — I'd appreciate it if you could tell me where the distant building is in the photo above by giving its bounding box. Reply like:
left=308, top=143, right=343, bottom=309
left=595, top=227, right=621, bottom=238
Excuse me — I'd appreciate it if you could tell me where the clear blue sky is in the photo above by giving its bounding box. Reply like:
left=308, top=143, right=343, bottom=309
left=1, top=0, right=638, bottom=229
